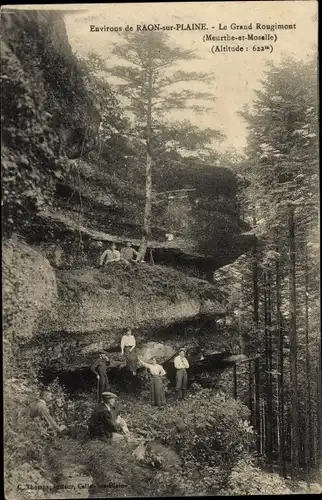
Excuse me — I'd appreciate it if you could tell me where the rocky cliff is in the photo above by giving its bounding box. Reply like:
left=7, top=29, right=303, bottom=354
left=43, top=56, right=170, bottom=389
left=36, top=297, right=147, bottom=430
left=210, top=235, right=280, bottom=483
left=1, top=8, right=254, bottom=375
left=1, top=7, right=256, bottom=381
left=3, top=237, right=225, bottom=375
left=2, top=10, right=297, bottom=500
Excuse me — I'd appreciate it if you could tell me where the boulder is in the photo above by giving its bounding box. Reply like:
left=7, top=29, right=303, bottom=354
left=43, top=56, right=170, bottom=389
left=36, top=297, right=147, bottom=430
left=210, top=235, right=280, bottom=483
left=2, top=237, right=57, bottom=343
left=138, top=342, right=175, bottom=364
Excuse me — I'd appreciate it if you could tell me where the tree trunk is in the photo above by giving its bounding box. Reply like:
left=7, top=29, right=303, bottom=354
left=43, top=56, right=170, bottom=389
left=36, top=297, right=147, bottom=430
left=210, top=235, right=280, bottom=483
left=248, top=359, right=254, bottom=427
left=252, top=230, right=259, bottom=326
left=254, top=357, right=261, bottom=458
left=262, top=398, right=266, bottom=456
left=250, top=231, right=258, bottom=427
left=288, top=205, right=299, bottom=480
left=263, top=271, right=270, bottom=459
left=138, top=42, right=153, bottom=260
left=233, top=364, right=237, bottom=399
left=316, top=340, right=322, bottom=470
left=304, top=244, right=312, bottom=483
left=276, top=249, right=286, bottom=478
left=267, top=267, right=273, bottom=465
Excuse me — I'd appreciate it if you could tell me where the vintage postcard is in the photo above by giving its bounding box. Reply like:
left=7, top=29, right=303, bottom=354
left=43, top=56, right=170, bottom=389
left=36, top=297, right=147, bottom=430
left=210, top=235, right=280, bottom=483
left=2, top=1, right=320, bottom=498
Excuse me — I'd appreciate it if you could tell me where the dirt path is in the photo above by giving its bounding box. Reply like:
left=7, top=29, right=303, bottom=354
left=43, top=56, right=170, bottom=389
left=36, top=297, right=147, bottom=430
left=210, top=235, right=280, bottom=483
left=49, top=465, right=92, bottom=499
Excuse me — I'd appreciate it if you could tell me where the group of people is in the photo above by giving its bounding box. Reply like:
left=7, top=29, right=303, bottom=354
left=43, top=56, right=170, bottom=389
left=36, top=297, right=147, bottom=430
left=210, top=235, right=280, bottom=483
left=98, top=235, right=176, bottom=268
left=99, top=242, right=143, bottom=266
left=87, top=334, right=191, bottom=443
left=30, top=329, right=190, bottom=445
left=92, top=329, right=190, bottom=406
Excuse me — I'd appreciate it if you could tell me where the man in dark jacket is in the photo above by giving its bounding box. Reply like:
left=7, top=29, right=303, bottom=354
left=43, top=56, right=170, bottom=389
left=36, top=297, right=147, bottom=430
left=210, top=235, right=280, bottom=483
left=87, top=392, right=125, bottom=441
left=90, top=351, right=110, bottom=402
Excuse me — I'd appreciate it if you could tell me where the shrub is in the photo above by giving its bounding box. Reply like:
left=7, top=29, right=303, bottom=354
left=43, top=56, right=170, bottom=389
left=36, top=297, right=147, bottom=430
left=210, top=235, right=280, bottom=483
left=117, top=389, right=255, bottom=494
left=4, top=379, right=53, bottom=487
left=122, top=389, right=253, bottom=466
left=223, top=456, right=292, bottom=495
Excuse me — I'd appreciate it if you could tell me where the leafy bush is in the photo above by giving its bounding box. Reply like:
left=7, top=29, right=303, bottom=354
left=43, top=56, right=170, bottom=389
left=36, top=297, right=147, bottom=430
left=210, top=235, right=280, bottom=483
left=122, top=389, right=253, bottom=462
left=117, top=389, right=255, bottom=494
left=4, top=370, right=258, bottom=498
left=223, top=457, right=292, bottom=495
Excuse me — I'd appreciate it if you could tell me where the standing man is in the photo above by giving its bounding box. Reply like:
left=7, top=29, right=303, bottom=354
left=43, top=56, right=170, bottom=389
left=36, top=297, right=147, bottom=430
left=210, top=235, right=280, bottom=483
left=120, top=242, right=139, bottom=262
left=174, top=348, right=190, bottom=400
left=90, top=351, right=110, bottom=402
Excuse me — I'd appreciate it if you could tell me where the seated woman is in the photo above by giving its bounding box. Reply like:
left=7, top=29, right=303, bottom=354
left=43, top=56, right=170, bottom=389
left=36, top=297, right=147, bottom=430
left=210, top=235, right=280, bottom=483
left=138, top=357, right=167, bottom=406
left=121, top=329, right=138, bottom=375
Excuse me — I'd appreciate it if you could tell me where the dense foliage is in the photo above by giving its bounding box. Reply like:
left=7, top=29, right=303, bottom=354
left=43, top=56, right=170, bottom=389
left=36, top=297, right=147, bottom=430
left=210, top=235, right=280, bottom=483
left=214, top=56, right=320, bottom=478
left=1, top=11, right=100, bottom=236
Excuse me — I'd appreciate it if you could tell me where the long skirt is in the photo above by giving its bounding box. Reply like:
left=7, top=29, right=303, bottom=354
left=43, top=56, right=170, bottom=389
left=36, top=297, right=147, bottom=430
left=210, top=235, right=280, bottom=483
left=124, top=346, right=138, bottom=372
left=150, top=376, right=166, bottom=406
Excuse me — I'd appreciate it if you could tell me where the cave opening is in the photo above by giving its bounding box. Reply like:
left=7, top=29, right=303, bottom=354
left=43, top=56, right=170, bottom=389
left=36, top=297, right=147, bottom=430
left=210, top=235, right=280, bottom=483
left=143, top=316, right=227, bottom=352
left=36, top=318, right=236, bottom=399
left=38, top=353, right=233, bottom=400
left=39, top=365, right=145, bottom=398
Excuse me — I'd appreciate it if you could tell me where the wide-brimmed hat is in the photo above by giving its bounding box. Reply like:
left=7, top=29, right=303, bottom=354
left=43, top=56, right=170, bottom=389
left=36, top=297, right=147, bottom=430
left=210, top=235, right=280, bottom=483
left=101, top=392, right=118, bottom=400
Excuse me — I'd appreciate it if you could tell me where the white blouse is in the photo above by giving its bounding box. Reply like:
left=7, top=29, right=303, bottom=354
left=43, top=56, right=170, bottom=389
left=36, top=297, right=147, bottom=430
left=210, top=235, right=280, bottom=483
left=174, top=355, right=189, bottom=369
left=140, top=361, right=166, bottom=377
left=121, top=334, right=136, bottom=349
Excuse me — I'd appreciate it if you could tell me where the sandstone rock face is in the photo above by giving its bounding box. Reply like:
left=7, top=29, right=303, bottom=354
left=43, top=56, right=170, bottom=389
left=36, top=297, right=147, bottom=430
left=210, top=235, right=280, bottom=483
left=2, top=237, right=57, bottom=343
left=40, top=266, right=220, bottom=337
left=52, top=292, right=202, bottom=336
left=4, top=246, right=223, bottom=372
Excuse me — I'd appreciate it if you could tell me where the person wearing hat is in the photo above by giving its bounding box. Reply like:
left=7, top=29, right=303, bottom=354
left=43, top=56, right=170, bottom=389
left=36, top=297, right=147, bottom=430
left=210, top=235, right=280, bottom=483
left=90, top=351, right=110, bottom=402
left=87, top=392, right=129, bottom=441
left=173, top=349, right=190, bottom=400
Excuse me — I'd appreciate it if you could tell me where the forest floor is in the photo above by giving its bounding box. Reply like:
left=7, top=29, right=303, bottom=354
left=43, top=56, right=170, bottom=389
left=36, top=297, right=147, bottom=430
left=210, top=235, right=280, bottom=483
left=5, top=374, right=322, bottom=499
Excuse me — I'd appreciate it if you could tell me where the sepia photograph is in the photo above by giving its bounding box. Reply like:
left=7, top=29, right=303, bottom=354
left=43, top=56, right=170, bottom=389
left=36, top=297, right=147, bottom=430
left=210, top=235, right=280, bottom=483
left=1, top=1, right=320, bottom=497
